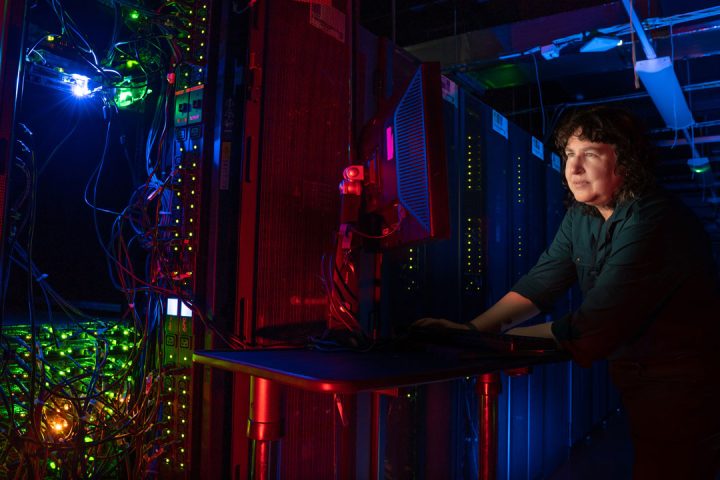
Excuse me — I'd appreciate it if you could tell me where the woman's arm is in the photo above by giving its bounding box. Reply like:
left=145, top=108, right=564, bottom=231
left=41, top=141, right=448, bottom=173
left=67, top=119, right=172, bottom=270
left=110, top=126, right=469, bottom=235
left=466, top=291, right=540, bottom=332
left=415, top=291, right=540, bottom=333
left=415, top=211, right=576, bottom=335
left=505, top=322, right=555, bottom=339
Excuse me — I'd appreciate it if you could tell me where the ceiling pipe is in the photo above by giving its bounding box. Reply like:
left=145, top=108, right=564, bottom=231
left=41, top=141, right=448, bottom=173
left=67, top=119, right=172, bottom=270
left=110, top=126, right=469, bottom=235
left=683, top=127, right=701, bottom=157
left=621, top=0, right=657, bottom=59
left=656, top=135, right=720, bottom=147
left=506, top=79, right=720, bottom=118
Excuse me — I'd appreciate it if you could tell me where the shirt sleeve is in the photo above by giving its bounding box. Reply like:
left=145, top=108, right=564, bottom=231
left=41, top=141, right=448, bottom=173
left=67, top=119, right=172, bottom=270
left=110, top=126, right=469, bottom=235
left=551, top=212, right=681, bottom=367
left=511, top=211, right=578, bottom=312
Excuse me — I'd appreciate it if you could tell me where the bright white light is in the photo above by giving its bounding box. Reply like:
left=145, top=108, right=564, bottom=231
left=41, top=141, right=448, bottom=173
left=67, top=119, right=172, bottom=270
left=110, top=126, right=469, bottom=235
left=580, top=36, right=623, bottom=53
left=180, top=301, right=192, bottom=317
left=167, top=298, right=179, bottom=316
left=70, top=74, right=91, bottom=97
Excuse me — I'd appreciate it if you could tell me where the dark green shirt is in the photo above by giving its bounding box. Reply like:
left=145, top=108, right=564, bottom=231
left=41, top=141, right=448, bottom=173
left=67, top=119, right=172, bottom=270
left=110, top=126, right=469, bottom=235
left=512, top=189, right=720, bottom=367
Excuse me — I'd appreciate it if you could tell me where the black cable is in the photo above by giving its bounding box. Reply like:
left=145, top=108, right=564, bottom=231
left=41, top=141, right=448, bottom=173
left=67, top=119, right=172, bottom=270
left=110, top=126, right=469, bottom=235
left=531, top=53, right=547, bottom=138
left=0, top=3, right=196, bottom=476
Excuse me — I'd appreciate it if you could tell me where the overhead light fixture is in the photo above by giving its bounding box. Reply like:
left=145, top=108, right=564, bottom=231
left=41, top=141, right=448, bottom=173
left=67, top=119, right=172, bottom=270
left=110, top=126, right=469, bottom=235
left=635, top=56, right=695, bottom=130
left=580, top=35, right=623, bottom=53
left=688, top=157, right=710, bottom=174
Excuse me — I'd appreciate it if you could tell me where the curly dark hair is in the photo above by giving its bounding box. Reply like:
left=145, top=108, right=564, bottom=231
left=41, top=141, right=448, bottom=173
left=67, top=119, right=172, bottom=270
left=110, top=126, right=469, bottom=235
left=554, top=105, right=656, bottom=212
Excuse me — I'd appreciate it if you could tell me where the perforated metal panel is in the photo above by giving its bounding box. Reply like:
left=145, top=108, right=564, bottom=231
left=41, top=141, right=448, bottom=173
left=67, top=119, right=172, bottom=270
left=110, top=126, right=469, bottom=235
left=233, top=1, right=351, bottom=477
left=394, top=69, right=431, bottom=233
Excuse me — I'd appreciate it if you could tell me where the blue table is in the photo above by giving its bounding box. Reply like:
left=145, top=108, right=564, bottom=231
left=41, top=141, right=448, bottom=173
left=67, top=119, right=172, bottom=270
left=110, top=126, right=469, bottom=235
left=194, top=344, right=568, bottom=479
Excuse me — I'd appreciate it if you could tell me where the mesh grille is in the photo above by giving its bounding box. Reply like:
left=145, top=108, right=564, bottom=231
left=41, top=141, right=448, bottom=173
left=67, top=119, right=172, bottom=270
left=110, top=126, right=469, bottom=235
left=394, top=69, right=430, bottom=231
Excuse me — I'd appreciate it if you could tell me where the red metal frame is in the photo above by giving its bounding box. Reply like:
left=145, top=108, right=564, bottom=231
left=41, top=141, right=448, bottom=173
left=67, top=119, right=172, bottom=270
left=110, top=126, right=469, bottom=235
left=0, top=0, right=28, bottom=278
left=477, top=373, right=501, bottom=480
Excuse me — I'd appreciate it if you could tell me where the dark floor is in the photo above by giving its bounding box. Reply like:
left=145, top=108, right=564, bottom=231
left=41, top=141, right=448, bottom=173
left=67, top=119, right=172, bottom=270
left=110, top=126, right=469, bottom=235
left=548, top=409, right=633, bottom=480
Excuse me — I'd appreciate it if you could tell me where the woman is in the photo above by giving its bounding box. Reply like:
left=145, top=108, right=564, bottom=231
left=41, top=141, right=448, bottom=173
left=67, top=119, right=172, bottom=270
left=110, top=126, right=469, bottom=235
left=420, top=106, right=720, bottom=478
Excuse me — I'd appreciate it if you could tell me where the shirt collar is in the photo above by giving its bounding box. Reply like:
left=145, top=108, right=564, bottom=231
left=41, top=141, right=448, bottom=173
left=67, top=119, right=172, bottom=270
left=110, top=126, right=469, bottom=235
left=607, top=197, right=636, bottom=226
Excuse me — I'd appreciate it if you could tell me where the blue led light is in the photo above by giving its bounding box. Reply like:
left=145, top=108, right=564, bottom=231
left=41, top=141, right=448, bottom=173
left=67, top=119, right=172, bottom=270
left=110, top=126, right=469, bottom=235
left=69, top=74, right=91, bottom=97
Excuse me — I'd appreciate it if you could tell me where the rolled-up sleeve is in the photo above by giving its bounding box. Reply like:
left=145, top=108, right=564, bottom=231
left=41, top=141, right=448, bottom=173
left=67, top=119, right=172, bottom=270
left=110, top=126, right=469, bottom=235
left=512, top=212, right=577, bottom=312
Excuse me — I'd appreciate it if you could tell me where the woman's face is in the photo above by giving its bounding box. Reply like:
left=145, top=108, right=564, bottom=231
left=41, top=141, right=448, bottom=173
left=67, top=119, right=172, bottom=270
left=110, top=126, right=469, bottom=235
left=564, top=134, right=624, bottom=216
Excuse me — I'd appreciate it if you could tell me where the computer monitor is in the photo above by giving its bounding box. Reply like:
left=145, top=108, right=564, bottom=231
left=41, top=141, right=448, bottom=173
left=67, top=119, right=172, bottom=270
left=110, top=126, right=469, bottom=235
left=358, top=62, right=450, bottom=249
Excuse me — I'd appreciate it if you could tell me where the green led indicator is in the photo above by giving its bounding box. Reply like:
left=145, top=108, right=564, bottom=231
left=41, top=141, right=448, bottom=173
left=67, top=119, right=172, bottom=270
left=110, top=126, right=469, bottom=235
left=115, top=89, right=131, bottom=107
left=114, top=86, right=148, bottom=108
left=130, top=10, right=140, bottom=20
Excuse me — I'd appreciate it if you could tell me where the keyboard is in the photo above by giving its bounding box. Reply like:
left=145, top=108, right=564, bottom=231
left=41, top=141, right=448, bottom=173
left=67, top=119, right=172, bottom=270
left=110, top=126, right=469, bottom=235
left=405, top=324, right=560, bottom=356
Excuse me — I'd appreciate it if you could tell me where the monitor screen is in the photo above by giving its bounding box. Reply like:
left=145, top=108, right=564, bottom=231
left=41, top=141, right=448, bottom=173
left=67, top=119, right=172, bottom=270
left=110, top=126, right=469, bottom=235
left=358, top=62, right=450, bottom=249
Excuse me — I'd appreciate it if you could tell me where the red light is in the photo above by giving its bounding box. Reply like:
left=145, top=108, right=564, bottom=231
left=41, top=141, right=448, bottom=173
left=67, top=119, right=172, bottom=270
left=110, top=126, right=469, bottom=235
left=386, top=126, right=394, bottom=161
left=343, top=165, right=364, bottom=181
left=339, top=180, right=362, bottom=196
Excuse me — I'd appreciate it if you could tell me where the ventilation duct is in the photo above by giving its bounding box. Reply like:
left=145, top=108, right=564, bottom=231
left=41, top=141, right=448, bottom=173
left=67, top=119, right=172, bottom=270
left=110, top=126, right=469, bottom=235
left=635, top=57, right=695, bottom=130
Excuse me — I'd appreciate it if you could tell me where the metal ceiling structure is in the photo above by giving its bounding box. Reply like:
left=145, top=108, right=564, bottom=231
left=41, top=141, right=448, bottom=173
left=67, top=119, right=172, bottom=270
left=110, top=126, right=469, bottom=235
left=361, top=0, right=720, bottom=249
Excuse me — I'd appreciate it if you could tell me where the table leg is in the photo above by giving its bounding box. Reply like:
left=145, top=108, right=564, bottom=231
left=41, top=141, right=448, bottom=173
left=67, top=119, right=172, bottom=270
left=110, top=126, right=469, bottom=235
left=247, top=376, right=284, bottom=480
left=370, top=391, right=381, bottom=480
left=477, top=373, right=501, bottom=480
